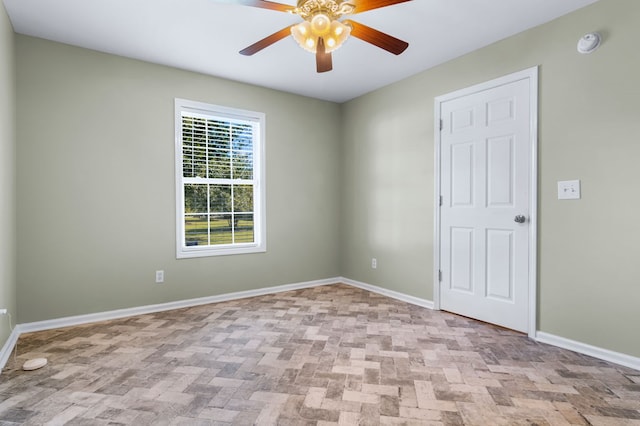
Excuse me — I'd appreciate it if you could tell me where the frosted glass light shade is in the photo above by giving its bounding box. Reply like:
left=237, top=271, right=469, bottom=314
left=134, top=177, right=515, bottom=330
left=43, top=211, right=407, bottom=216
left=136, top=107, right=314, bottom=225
left=291, top=18, right=351, bottom=53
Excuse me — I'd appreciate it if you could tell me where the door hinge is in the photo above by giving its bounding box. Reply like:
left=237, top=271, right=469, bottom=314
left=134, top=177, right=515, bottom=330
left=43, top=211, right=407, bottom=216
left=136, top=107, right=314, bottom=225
left=439, top=119, right=443, bottom=131
left=439, top=195, right=443, bottom=206
left=438, top=270, right=442, bottom=282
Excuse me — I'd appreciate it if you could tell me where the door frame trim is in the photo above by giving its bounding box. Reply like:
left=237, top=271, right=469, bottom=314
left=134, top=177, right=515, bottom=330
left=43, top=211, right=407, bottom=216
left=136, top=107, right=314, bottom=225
left=433, top=66, right=539, bottom=338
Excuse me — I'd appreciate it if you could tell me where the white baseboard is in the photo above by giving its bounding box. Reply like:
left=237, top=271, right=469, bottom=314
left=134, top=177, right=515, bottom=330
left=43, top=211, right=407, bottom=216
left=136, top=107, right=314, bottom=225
left=17, top=277, right=339, bottom=334
left=1, top=277, right=432, bottom=372
left=536, top=331, right=640, bottom=371
left=4, top=277, right=638, bottom=373
left=0, top=326, right=20, bottom=371
left=8, top=277, right=431, bottom=340
left=341, top=279, right=640, bottom=372
left=340, top=277, right=435, bottom=310
left=0, top=277, right=339, bottom=372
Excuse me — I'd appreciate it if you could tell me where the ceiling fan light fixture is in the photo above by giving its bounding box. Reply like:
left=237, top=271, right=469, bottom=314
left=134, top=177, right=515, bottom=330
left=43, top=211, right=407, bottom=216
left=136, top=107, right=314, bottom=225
left=239, top=0, right=409, bottom=74
left=291, top=18, right=351, bottom=53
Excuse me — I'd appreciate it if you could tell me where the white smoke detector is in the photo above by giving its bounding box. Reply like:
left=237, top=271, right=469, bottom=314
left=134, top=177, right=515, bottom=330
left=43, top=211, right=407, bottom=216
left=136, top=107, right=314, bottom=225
left=577, top=33, right=602, bottom=54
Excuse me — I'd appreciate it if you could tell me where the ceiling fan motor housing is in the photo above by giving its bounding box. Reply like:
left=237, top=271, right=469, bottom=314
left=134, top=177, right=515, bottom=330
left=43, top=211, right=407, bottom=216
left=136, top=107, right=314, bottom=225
left=295, top=0, right=355, bottom=19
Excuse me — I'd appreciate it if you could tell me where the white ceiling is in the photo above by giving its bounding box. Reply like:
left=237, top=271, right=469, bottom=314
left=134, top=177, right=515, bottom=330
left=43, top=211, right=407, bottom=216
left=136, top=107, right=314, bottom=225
left=3, top=0, right=599, bottom=103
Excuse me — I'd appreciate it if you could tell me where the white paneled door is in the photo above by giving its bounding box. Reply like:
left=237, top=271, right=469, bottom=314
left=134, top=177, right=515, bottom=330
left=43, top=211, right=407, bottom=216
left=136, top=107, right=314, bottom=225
left=437, top=71, right=536, bottom=333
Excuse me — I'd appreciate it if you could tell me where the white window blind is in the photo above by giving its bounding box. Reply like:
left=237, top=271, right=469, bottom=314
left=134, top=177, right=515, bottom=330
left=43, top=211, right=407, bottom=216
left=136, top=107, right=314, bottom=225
left=175, top=99, right=265, bottom=258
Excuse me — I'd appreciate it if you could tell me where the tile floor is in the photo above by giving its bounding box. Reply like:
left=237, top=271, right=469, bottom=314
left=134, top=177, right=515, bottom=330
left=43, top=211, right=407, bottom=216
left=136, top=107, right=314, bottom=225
left=0, top=284, right=639, bottom=425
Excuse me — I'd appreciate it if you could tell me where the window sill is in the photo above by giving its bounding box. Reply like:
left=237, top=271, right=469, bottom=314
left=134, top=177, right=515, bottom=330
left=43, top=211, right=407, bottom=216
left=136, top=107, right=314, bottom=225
left=176, top=243, right=266, bottom=259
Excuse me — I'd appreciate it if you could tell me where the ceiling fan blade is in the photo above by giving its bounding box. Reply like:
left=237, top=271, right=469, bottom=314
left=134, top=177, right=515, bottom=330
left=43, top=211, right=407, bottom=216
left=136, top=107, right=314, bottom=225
left=239, top=26, right=292, bottom=56
left=215, top=0, right=293, bottom=13
left=344, top=20, right=409, bottom=55
left=351, top=0, right=412, bottom=14
left=316, top=38, right=333, bottom=73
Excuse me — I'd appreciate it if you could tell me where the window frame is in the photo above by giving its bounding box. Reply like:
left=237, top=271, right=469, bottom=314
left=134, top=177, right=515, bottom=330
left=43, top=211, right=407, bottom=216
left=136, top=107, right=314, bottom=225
left=175, top=98, right=266, bottom=258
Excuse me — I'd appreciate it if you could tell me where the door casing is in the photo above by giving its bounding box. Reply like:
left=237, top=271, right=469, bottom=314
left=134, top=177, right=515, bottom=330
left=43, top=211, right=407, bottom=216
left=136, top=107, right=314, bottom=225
left=433, top=67, right=538, bottom=338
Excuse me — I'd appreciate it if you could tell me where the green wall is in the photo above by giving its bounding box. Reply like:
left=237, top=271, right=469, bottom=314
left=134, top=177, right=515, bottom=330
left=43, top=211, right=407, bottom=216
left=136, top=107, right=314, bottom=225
left=0, top=2, right=16, bottom=351
left=340, top=0, right=640, bottom=357
left=15, top=36, right=342, bottom=322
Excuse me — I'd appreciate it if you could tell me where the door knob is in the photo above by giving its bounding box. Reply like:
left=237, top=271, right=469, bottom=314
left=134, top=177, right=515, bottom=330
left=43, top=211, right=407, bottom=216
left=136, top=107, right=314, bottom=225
left=514, top=215, right=526, bottom=224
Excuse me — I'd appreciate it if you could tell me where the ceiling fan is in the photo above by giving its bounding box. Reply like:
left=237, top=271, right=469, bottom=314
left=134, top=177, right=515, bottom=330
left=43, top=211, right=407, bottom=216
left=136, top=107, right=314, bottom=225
left=228, top=0, right=412, bottom=73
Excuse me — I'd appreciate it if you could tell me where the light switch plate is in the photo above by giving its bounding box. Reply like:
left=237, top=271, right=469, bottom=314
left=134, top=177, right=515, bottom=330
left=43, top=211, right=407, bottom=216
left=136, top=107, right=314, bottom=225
left=558, top=180, right=581, bottom=200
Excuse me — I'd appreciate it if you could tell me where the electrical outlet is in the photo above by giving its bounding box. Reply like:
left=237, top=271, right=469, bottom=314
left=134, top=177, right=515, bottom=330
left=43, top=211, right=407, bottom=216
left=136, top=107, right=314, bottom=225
left=371, top=258, right=377, bottom=269
left=0, top=308, right=7, bottom=315
left=155, top=270, right=164, bottom=283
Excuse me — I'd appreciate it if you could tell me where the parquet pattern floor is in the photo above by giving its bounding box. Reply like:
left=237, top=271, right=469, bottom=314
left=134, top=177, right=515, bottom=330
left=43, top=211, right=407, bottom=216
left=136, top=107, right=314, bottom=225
left=1, top=284, right=639, bottom=425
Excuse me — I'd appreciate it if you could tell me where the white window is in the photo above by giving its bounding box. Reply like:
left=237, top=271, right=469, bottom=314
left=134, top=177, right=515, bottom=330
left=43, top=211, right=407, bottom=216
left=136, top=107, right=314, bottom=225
left=175, top=98, right=266, bottom=258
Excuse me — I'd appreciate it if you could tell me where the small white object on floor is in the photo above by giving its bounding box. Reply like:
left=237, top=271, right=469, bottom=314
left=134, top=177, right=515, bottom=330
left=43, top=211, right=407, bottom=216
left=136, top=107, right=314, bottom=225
left=22, top=357, right=47, bottom=371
